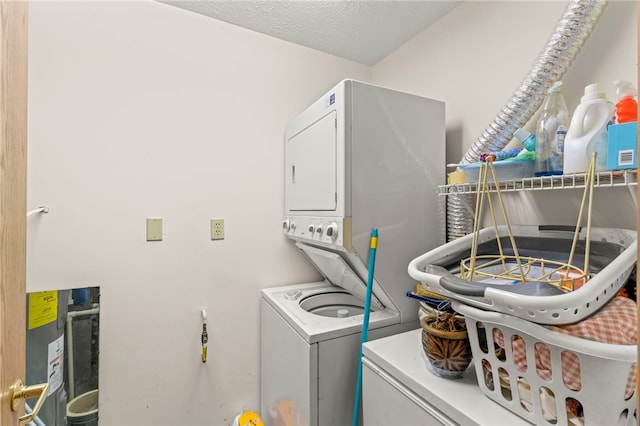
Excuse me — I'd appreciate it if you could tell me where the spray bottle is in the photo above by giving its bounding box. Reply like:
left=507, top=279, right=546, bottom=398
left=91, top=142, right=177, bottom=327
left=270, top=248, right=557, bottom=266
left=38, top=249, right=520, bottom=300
left=563, top=83, right=615, bottom=173
left=613, top=79, right=637, bottom=123
left=535, top=81, right=569, bottom=176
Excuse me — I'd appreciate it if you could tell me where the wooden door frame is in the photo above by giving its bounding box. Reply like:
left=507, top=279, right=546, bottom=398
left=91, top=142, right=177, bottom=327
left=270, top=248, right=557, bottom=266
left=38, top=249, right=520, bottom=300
left=0, top=1, right=29, bottom=424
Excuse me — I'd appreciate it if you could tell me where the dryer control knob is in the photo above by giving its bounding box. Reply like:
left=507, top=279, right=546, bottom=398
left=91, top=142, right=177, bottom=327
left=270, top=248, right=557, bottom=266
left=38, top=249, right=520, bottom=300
left=316, top=226, right=323, bottom=234
left=308, top=224, right=315, bottom=233
left=326, top=223, right=339, bottom=238
left=290, top=222, right=296, bottom=231
left=284, top=290, right=302, bottom=301
left=282, top=219, right=290, bottom=232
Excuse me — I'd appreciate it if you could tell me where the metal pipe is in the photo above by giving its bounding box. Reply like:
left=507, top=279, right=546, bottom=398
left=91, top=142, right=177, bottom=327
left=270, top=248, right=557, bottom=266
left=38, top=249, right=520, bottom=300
left=66, top=306, right=100, bottom=400
left=449, top=0, right=607, bottom=240
left=24, top=403, right=47, bottom=426
left=446, top=194, right=475, bottom=242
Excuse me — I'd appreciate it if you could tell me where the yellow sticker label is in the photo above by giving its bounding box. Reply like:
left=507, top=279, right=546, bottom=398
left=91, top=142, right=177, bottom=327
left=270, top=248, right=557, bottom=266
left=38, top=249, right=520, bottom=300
left=28, top=291, right=58, bottom=330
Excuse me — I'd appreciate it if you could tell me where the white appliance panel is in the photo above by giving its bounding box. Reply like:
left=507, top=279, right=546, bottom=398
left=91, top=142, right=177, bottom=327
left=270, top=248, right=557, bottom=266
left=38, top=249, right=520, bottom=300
left=286, top=111, right=337, bottom=212
left=361, top=329, right=530, bottom=426
left=316, top=332, right=362, bottom=425
left=362, top=358, right=455, bottom=426
left=260, top=298, right=316, bottom=426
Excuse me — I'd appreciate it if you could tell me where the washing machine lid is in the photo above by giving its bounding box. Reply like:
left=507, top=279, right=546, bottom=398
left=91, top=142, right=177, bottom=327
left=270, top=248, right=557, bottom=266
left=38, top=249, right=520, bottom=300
left=295, top=242, right=384, bottom=310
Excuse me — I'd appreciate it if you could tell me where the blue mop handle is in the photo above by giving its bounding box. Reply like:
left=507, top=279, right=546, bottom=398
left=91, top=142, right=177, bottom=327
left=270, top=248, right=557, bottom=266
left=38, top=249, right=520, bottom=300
left=352, top=228, right=378, bottom=426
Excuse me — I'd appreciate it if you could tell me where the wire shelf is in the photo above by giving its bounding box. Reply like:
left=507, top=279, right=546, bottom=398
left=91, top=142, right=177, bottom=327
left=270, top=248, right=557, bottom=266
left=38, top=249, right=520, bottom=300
left=440, top=169, right=637, bottom=195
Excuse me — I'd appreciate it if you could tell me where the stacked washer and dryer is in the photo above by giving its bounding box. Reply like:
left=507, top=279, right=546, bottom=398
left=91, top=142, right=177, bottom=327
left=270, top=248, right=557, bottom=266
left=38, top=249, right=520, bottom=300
left=260, top=79, right=445, bottom=426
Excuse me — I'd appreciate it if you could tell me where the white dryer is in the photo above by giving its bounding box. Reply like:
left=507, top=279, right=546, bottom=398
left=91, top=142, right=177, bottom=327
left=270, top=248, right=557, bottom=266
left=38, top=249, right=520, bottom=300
left=361, top=329, right=530, bottom=426
left=261, top=80, right=445, bottom=426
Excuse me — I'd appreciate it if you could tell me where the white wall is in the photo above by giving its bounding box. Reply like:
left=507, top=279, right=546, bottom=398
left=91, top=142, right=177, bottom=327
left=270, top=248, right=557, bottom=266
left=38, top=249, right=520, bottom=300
left=373, top=0, right=637, bottom=230
left=26, top=1, right=637, bottom=425
left=26, top=2, right=369, bottom=425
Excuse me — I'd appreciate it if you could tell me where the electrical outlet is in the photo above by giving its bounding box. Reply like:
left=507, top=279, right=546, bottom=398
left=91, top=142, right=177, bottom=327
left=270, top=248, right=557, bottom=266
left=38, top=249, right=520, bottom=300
left=211, top=219, right=224, bottom=240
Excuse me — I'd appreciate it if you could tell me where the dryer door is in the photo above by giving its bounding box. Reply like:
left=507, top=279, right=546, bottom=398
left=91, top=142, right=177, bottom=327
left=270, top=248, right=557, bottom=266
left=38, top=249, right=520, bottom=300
left=285, top=111, right=337, bottom=212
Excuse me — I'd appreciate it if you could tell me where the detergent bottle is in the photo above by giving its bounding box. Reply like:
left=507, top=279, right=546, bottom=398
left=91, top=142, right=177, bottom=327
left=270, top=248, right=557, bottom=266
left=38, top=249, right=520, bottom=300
left=514, top=128, right=536, bottom=152
left=563, top=83, right=615, bottom=173
left=613, top=79, right=637, bottom=123
left=535, top=81, right=569, bottom=176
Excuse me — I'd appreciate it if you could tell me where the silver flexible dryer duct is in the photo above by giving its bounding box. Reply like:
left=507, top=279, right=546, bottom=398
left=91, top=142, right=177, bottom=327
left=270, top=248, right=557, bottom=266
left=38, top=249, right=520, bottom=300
left=447, top=0, right=607, bottom=241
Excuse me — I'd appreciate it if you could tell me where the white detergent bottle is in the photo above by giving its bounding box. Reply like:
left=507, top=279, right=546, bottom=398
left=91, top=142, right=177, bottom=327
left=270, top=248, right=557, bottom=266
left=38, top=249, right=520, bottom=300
left=563, top=83, right=615, bottom=173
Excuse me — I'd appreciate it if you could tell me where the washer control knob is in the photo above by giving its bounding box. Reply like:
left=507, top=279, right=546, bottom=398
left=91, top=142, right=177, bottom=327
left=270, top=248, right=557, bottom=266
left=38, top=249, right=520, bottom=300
left=326, top=223, right=339, bottom=238
left=316, top=226, right=323, bottom=234
left=282, top=219, right=290, bottom=232
left=284, top=290, right=302, bottom=301
left=337, top=309, right=349, bottom=318
left=290, top=222, right=296, bottom=231
left=308, top=224, right=315, bottom=233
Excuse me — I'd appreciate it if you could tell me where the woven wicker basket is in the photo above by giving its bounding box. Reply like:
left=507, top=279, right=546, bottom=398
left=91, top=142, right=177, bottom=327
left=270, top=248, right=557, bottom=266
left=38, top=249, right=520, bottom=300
left=421, top=314, right=473, bottom=379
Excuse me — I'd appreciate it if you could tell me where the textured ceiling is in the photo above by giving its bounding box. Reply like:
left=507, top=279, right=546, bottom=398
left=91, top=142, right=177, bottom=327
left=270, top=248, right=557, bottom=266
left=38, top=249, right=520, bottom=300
left=160, top=1, right=463, bottom=65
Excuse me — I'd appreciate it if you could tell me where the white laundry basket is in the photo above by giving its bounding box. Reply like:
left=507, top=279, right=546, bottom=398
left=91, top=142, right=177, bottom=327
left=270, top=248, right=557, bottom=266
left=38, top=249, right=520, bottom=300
left=408, top=225, right=637, bottom=325
left=453, top=301, right=637, bottom=426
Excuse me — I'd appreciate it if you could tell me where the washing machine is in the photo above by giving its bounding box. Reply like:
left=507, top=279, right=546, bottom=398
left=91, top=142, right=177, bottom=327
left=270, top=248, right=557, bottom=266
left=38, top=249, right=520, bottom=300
left=261, top=79, right=446, bottom=426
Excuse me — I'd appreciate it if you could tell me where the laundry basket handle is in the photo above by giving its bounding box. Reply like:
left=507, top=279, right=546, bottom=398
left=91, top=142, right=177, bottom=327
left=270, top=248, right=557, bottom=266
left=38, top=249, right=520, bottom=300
left=424, top=265, right=485, bottom=297
left=426, top=264, right=565, bottom=298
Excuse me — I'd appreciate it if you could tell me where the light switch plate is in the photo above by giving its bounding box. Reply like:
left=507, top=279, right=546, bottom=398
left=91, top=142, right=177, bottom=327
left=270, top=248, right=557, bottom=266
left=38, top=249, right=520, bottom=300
left=211, top=219, right=224, bottom=240
left=147, top=218, right=163, bottom=241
